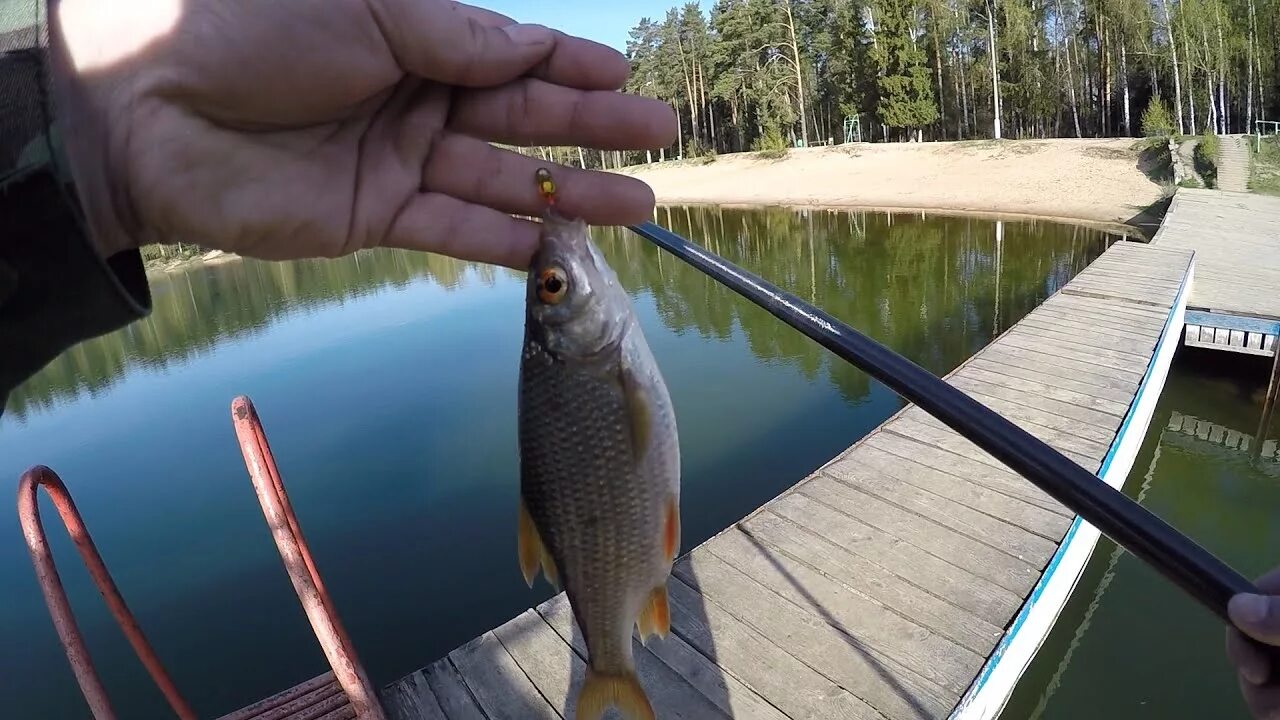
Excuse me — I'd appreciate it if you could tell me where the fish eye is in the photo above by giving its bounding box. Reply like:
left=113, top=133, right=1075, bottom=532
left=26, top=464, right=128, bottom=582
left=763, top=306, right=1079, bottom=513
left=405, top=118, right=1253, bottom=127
left=537, top=267, right=569, bottom=304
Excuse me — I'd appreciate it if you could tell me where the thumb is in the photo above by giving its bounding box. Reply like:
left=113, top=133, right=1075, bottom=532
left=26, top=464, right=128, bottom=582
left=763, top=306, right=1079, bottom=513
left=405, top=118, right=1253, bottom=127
left=369, top=0, right=556, bottom=86
left=1230, top=593, right=1280, bottom=646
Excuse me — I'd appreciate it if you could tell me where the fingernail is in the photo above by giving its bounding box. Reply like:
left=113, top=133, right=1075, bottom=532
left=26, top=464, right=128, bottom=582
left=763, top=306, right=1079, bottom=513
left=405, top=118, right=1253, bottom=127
left=1244, top=662, right=1268, bottom=685
left=502, top=23, right=553, bottom=46
left=1234, top=593, right=1270, bottom=625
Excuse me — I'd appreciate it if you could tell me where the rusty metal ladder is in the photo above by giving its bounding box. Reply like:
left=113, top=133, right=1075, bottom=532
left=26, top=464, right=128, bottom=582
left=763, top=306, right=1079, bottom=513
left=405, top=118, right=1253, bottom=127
left=16, top=396, right=388, bottom=720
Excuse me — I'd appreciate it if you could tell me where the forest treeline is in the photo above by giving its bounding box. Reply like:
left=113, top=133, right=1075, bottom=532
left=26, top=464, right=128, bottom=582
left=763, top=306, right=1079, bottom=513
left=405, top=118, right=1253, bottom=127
left=531, top=0, right=1277, bottom=167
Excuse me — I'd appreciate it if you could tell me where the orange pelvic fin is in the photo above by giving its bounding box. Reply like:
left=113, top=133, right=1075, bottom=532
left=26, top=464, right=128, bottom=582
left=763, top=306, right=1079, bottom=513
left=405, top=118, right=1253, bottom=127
left=636, top=583, right=670, bottom=643
left=518, top=499, right=548, bottom=588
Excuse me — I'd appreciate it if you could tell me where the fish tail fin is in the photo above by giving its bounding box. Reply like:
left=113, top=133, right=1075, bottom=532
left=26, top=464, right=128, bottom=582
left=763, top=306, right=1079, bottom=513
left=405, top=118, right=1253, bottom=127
left=636, top=583, right=670, bottom=643
left=576, top=667, right=655, bottom=720
left=519, top=499, right=558, bottom=588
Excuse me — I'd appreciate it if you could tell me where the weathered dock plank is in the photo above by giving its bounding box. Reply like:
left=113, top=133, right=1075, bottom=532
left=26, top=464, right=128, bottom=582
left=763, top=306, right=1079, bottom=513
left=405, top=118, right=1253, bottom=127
left=862, top=432, right=1072, bottom=521
left=449, top=633, right=558, bottom=720
left=884, top=415, right=1094, bottom=499
left=851, top=438, right=1070, bottom=540
left=949, top=376, right=1127, bottom=437
left=739, top=512, right=1005, bottom=654
left=1004, top=322, right=1157, bottom=359
left=678, top=543, right=959, bottom=717
left=380, top=239, right=1192, bottom=720
left=766, top=491, right=1026, bottom=625
left=660, top=574, right=883, bottom=720
left=491, top=610, right=584, bottom=719
left=960, top=356, right=1136, bottom=407
left=948, top=365, right=1130, bottom=418
left=897, top=410, right=1103, bottom=470
left=994, top=333, right=1147, bottom=378
left=383, top=671, right=447, bottom=720
left=218, top=673, right=347, bottom=720
left=972, top=345, right=1143, bottom=396
left=1016, top=313, right=1157, bottom=346
left=830, top=449, right=1060, bottom=562
left=419, top=659, right=486, bottom=720
left=797, top=475, right=1042, bottom=595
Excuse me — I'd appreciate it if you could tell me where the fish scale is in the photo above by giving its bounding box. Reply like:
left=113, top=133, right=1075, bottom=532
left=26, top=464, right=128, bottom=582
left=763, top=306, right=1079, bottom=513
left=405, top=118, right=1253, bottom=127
left=520, top=342, right=657, bottom=670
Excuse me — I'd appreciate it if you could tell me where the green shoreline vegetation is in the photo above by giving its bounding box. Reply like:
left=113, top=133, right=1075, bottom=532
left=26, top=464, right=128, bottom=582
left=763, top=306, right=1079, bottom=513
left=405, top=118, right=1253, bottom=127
left=141, top=241, right=222, bottom=272
left=1252, top=135, right=1280, bottom=195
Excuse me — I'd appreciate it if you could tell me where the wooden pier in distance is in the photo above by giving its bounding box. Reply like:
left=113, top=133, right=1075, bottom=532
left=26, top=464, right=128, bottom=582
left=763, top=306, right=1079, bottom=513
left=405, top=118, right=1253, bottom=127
left=374, top=239, right=1195, bottom=720
left=1153, top=188, right=1280, bottom=356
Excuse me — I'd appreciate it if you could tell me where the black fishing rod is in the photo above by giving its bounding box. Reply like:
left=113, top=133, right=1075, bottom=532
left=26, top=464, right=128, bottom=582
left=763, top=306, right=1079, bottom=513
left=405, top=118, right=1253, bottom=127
left=628, top=220, right=1263, bottom=632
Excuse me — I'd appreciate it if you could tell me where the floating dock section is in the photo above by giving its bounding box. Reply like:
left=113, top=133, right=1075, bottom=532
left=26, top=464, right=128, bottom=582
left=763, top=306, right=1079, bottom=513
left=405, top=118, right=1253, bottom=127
left=1153, top=188, right=1279, bottom=357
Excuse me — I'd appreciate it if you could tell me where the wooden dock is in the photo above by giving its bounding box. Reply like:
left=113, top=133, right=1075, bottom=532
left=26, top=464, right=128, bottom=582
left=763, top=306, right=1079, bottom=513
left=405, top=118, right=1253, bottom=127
left=1153, top=188, right=1280, bottom=356
left=374, top=238, right=1194, bottom=720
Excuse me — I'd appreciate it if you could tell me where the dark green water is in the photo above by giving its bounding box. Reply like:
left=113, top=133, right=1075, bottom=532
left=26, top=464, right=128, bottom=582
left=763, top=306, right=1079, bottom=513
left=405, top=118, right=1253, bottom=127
left=0, top=206, right=1112, bottom=719
left=1003, top=348, right=1280, bottom=719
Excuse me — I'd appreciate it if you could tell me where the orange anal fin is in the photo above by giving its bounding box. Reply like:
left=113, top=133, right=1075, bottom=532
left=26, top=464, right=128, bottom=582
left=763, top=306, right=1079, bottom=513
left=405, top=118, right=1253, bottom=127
left=635, top=611, right=654, bottom=646
left=518, top=500, right=546, bottom=588
left=663, top=496, right=680, bottom=563
left=576, top=668, right=655, bottom=720
left=636, top=583, right=670, bottom=643
left=540, top=549, right=560, bottom=591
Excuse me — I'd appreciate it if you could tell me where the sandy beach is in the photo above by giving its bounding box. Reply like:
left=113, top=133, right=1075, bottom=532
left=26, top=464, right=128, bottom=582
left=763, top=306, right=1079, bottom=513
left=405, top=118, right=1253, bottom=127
left=621, top=138, right=1169, bottom=233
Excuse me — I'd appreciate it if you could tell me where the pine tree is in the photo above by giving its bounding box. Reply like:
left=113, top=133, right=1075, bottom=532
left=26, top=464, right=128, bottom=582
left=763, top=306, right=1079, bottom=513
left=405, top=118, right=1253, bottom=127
left=617, top=0, right=1279, bottom=156
left=870, top=0, right=941, bottom=138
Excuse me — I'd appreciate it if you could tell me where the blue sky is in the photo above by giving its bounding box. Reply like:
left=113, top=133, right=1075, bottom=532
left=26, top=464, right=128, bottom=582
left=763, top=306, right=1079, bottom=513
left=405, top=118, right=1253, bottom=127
left=478, top=1, right=707, bottom=52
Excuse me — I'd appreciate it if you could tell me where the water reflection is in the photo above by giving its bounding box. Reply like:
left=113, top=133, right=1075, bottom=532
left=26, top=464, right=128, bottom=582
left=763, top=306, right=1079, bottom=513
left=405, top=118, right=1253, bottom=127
left=7, top=206, right=1109, bottom=423
left=5, top=252, right=509, bottom=421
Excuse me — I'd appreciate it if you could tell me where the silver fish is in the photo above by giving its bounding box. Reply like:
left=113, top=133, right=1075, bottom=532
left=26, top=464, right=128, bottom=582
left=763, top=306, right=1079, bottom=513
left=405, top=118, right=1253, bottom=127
left=517, top=209, right=681, bottom=720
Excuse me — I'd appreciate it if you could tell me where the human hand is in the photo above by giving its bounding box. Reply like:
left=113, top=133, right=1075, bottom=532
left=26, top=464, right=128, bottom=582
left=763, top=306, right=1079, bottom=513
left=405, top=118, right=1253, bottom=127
left=1227, top=569, right=1280, bottom=719
left=49, top=0, right=675, bottom=268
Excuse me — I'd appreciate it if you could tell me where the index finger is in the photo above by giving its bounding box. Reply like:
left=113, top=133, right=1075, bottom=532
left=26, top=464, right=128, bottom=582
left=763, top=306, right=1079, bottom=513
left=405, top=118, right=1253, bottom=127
left=454, top=1, right=630, bottom=90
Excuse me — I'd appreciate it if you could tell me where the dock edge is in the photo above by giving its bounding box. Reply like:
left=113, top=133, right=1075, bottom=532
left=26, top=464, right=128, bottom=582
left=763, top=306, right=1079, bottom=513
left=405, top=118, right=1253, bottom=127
left=948, top=248, right=1196, bottom=720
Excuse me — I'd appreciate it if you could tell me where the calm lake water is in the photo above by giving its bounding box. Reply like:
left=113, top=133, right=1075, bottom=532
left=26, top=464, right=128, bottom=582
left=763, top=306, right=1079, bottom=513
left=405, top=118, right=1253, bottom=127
left=1003, top=347, right=1280, bottom=719
left=0, top=206, right=1114, bottom=718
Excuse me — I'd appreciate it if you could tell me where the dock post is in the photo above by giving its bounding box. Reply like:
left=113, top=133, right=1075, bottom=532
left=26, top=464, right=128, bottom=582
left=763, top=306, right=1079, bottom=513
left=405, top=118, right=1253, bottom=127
left=1254, top=346, right=1280, bottom=459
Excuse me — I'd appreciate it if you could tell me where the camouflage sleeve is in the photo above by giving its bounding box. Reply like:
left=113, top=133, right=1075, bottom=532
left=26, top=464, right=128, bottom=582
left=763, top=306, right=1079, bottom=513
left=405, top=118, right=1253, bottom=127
left=0, top=1, right=151, bottom=408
